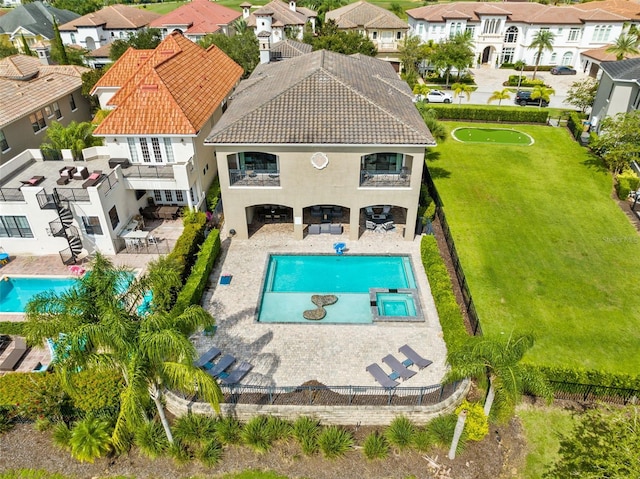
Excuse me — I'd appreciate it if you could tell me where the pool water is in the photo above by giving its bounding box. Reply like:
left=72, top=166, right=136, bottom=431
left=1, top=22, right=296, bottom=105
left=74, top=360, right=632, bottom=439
left=258, top=255, right=417, bottom=323
left=377, top=293, right=417, bottom=317
left=0, top=277, right=78, bottom=313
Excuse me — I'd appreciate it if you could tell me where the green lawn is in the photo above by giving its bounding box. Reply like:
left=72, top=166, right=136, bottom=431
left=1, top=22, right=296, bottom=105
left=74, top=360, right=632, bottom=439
left=429, top=122, right=640, bottom=375
left=451, top=127, right=533, bottom=145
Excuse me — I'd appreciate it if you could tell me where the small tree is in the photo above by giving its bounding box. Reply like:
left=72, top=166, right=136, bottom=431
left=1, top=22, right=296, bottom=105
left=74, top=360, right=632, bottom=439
left=590, top=110, right=640, bottom=176
left=530, top=85, right=555, bottom=108
left=20, top=35, right=34, bottom=56
left=0, top=41, right=19, bottom=59
left=514, top=60, right=526, bottom=90
left=487, top=88, right=511, bottom=106
left=605, top=33, right=640, bottom=61
left=110, top=29, right=162, bottom=62
left=40, top=121, right=102, bottom=161
left=452, top=82, right=473, bottom=105
left=566, top=78, right=598, bottom=113
left=528, top=30, right=555, bottom=80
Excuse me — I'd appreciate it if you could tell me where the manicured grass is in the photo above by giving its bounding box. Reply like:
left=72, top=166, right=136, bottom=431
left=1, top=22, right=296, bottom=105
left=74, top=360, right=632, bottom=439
left=451, top=127, right=533, bottom=145
left=518, top=405, right=575, bottom=479
left=135, top=1, right=188, bottom=14
left=429, top=121, right=640, bottom=375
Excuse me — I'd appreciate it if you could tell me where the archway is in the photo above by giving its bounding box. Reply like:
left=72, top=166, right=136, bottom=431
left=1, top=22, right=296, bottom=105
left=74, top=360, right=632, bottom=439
left=85, top=37, right=96, bottom=50
left=481, top=46, right=492, bottom=64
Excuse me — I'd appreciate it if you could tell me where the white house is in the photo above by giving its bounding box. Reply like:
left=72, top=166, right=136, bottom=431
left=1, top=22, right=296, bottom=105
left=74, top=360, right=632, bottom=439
left=242, top=0, right=316, bottom=44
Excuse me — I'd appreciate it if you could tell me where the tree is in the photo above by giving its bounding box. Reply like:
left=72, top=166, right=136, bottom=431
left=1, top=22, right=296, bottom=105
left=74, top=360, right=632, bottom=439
left=24, top=254, right=223, bottom=449
left=444, top=333, right=553, bottom=420
left=566, top=78, right=598, bottom=113
left=200, top=31, right=259, bottom=79
left=110, top=29, right=162, bottom=62
left=488, top=88, right=511, bottom=106
left=544, top=406, right=640, bottom=478
left=452, top=82, right=473, bottom=105
left=20, top=35, right=33, bottom=56
left=513, top=60, right=526, bottom=90
left=0, top=41, right=18, bottom=59
left=605, top=33, right=640, bottom=61
left=389, top=2, right=404, bottom=17
left=81, top=67, right=107, bottom=111
left=590, top=110, right=640, bottom=176
left=431, top=32, right=474, bottom=88
left=52, top=0, right=102, bottom=15
left=399, top=35, right=434, bottom=77
left=530, top=84, right=555, bottom=108
left=40, top=121, right=102, bottom=161
left=528, top=30, right=555, bottom=80
left=51, top=18, right=68, bottom=65
left=416, top=104, right=447, bottom=143
left=232, top=18, right=248, bottom=36
left=306, top=20, right=377, bottom=56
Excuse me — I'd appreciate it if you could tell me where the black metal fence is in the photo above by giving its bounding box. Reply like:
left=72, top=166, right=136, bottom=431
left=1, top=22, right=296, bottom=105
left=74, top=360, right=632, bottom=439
left=549, top=381, right=639, bottom=405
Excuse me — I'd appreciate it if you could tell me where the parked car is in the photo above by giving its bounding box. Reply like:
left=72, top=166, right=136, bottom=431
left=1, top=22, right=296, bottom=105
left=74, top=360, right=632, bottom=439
left=550, top=66, right=576, bottom=75
left=422, top=90, right=453, bottom=103
left=514, top=90, right=549, bottom=107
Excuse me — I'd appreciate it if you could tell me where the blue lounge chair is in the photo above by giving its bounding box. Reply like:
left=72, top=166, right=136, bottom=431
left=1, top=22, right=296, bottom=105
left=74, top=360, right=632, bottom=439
left=398, top=344, right=433, bottom=370
left=195, top=346, right=221, bottom=368
left=208, top=354, right=235, bottom=378
left=366, top=363, right=399, bottom=389
left=220, top=361, right=253, bottom=385
left=382, top=354, right=417, bottom=381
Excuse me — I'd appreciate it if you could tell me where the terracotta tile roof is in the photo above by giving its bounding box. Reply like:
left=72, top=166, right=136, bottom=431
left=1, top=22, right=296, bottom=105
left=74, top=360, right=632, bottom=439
left=0, top=55, right=88, bottom=128
left=247, top=0, right=316, bottom=28
left=93, top=32, right=243, bottom=136
left=582, top=44, right=640, bottom=61
left=58, top=4, right=160, bottom=31
left=92, top=48, right=154, bottom=90
left=407, top=1, right=630, bottom=24
left=326, top=1, right=409, bottom=30
left=205, top=50, right=435, bottom=146
left=575, top=0, right=640, bottom=21
left=149, top=0, right=241, bottom=35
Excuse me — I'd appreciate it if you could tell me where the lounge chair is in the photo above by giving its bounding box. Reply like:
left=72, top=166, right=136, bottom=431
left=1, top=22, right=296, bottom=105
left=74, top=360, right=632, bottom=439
left=195, top=346, right=221, bottom=368
left=73, top=167, right=89, bottom=180
left=365, top=220, right=377, bottom=230
left=208, top=354, right=235, bottom=378
left=0, top=337, right=28, bottom=371
left=220, top=361, right=253, bottom=385
left=20, top=176, right=45, bottom=186
left=330, top=224, right=343, bottom=235
left=308, top=224, right=321, bottom=235
left=366, top=363, right=399, bottom=389
left=382, top=221, right=395, bottom=231
left=81, top=171, right=103, bottom=188
left=398, top=344, right=433, bottom=369
left=382, top=354, right=417, bottom=381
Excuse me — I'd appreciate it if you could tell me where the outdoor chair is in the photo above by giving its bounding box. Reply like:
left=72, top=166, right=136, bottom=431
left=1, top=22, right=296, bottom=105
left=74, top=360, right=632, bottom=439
left=365, top=220, right=377, bottom=230
left=208, top=354, right=235, bottom=378
left=398, top=344, right=433, bottom=369
left=73, top=167, right=89, bottom=180
left=365, top=206, right=375, bottom=217
left=220, top=361, right=253, bottom=385
left=330, top=224, right=343, bottom=235
left=382, top=354, right=417, bottom=381
left=195, top=346, right=221, bottom=368
left=382, top=205, right=391, bottom=215
left=366, top=363, right=399, bottom=389
left=308, top=224, right=321, bottom=235
left=20, top=176, right=45, bottom=186
left=382, top=221, right=395, bottom=231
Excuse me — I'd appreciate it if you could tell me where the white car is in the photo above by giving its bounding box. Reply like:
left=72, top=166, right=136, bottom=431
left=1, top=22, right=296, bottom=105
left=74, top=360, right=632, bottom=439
left=424, top=90, right=453, bottom=103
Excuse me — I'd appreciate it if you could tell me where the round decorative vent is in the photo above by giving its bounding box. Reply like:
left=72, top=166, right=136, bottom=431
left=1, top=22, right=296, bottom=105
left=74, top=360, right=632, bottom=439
left=310, top=152, right=329, bottom=170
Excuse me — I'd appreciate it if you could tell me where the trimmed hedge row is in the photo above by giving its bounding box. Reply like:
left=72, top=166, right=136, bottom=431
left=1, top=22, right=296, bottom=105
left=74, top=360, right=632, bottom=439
left=172, top=229, right=221, bottom=316
left=505, top=75, right=546, bottom=88
left=566, top=111, right=584, bottom=140
left=167, top=213, right=207, bottom=282
left=0, top=323, right=24, bottom=335
left=532, top=364, right=640, bottom=392
left=425, top=105, right=549, bottom=123
left=420, top=235, right=468, bottom=354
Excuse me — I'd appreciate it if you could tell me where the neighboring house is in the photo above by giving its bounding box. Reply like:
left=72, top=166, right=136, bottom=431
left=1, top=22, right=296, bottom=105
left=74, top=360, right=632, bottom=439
left=149, top=0, right=242, bottom=43
left=0, top=54, right=91, bottom=166
left=58, top=4, right=160, bottom=51
left=406, top=2, right=629, bottom=70
left=205, top=49, right=435, bottom=241
left=269, top=38, right=311, bottom=61
left=84, top=43, right=112, bottom=69
left=325, top=1, right=409, bottom=71
left=590, top=57, right=640, bottom=128
left=575, top=0, right=640, bottom=26
left=580, top=44, right=640, bottom=77
left=0, top=32, right=242, bottom=262
left=0, top=1, right=79, bottom=53
left=241, top=0, right=316, bottom=44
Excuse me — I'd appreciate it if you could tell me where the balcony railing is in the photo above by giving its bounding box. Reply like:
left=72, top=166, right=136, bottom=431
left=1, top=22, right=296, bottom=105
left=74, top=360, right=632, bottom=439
left=36, top=190, right=57, bottom=209
left=0, top=188, right=25, bottom=202
left=55, top=188, right=90, bottom=202
left=360, top=169, right=410, bottom=187
left=229, top=169, right=280, bottom=187
left=123, top=164, right=175, bottom=179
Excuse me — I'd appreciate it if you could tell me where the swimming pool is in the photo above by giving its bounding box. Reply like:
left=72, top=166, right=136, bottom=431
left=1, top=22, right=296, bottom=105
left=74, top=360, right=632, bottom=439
left=0, top=276, right=78, bottom=313
left=258, top=255, right=421, bottom=323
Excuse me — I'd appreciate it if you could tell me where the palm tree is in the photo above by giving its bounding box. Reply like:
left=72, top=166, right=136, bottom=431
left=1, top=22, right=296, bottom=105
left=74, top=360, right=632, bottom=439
left=531, top=85, right=555, bottom=108
left=40, top=121, right=102, bottom=161
left=513, top=60, right=526, bottom=90
left=233, top=18, right=248, bottom=36
left=606, top=33, right=640, bottom=61
left=528, top=30, right=555, bottom=80
left=444, top=333, right=553, bottom=419
left=452, top=82, right=474, bottom=105
left=488, top=88, right=511, bottom=106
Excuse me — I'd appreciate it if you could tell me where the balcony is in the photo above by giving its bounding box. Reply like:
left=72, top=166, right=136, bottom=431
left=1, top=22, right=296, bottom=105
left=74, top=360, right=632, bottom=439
left=123, top=164, right=175, bottom=179
left=229, top=169, right=280, bottom=187
left=0, top=188, right=25, bottom=202
left=360, top=169, right=410, bottom=187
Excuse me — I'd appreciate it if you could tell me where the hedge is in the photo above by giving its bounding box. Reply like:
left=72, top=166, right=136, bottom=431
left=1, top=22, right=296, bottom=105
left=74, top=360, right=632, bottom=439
left=616, top=169, right=640, bottom=200
left=425, top=105, right=549, bottom=124
left=532, top=364, right=640, bottom=393
left=167, top=212, right=207, bottom=282
left=566, top=111, right=584, bottom=140
left=206, top=175, right=221, bottom=213
left=420, top=235, right=468, bottom=355
left=172, top=229, right=221, bottom=316
left=505, top=75, right=546, bottom=88
left=67, top=369, right=124, bottom=414
left=0, top=323, right=25, bottom=335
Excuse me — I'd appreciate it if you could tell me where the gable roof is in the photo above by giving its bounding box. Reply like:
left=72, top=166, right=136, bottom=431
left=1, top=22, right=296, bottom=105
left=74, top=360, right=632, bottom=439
left=325, top=1, right=409, bottom=30
left=149, top=0, right=241, bottom=35
left=0, top=1, right=79, bottom=39
left=270, top=38, right=312, bottom=60
left=0, top=54, right=88, bottom=128
left=247, top=0, right=316, bottom=28
left=205, top=49, right=434, bottom=146
left=600, top=57, right=640, bottom=81
left=58, top=4, right=160, bottom=32
left=92, top=32, right=243, bottom=136
left=407, top=1, right=629, bottom=24
left=575, top=0, right=640, bottom=21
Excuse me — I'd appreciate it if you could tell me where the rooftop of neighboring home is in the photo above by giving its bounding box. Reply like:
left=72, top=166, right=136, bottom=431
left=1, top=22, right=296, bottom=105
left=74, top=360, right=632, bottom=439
left=92, top=31, right=243, bottom=136
left=245, top=0, right=316, bottom=28
left=406, top=1, right=630, bottom=24
left=58, top=4, right=161, bottom=32
left=325, top=1, right=409, bottom=30
left=599, top=57, right=640, bottom=81
left=86, top=43, right=112, bottom=59
left=270, top=38, right=312, bottom=60
left=582, top=44, right=640, bottom=62
left=0, top=1, right=79, bottom=38
left=575, top=0, right=640, bottom=21
left=206, top=49, right=435, bottom=145
left=0, top=55, right=88, bottom=129
left=149, top=0, right=241, bottom=35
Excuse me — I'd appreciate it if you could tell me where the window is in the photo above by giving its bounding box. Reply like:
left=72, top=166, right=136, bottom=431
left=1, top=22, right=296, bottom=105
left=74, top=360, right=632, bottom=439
left=52, top=102, right=62, bottom=119
left=500, top=47, right=515, bottom=64
left=81, top=216, right=103, bottom=235
left=550, top=52, right=557, bottom=64
left=449, top=22, right=462, bottom=38
left=151, top=138, right=162, bottom=161
left=592, top=25, right=611, bottom=43
left=108, top=206, right=119, bottom=230
left=372, top=31, right=378, bottom=39
left=396, top=31, right=402, bottom=40
left=70, top=33, right=76, bottom=43
left=568, top=28, right=580, bottom=42
left=465, top=25, right=475, bottom=36
left=29, top=110, right=46, bottom=133
left=163, top=190, right=174, bottom=202
left=140, top=139, right=151, bottom=162
left=238, top=152, right=278, bottom=172
left=417, top=23, right=424, bottom=35
left=69, top=94, right=77, bottom=111
left=176, top=190, right=184, bottom=202
left=361, top=152, right=404, bottom=172
left=562, top=52, right=573, bottom=65
left=504, top=26, right=518, bottom=43
left=163, top=138, right=174, bottom=163
left=154, top=190, right=162, bottom=203
left=0, top=130, right=8, bottom=152
left=44, top=105, right=53, bottom=118
left=127, top=138, right=139, bottom=162
left=0, top=216, right=33, bottom=238
left=482, top=19, right=500, bottom=35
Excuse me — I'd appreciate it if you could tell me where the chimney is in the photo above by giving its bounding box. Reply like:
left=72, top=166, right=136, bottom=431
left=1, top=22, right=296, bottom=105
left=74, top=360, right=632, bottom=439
left=240, top=2, right=252, bottom=19
left=289, top=0, right=297, bottom=12
left=34, top=43, right=52, bottom=65
left=258, top=30, right=271, bottom=64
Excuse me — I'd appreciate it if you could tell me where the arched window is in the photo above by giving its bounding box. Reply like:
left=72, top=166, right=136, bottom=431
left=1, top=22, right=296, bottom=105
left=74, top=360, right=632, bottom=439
left=504, top=26, right=518, bottom=43
left=562, top=52, right=573, bottom=65
left=550, top=52, right=557, bottom=64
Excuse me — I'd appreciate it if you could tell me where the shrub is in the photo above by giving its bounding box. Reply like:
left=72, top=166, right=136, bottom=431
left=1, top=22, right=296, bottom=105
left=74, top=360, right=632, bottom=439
left=425, top=104, right=549, bottom=123
left=532, top=364, right=640, bottom=393
left=173, top=413, right=217, bottom=443
left=198, top=438, right=223, bottom=467
left=385, top=415, right=415, bottom=450
left=412, top=426, right=436, bottom=452
left=0, top=323, right=25, bottom=335
left=566, top=111, right=587, bottom=140
left=215, top=415, right=243, bottom=445
left=455, top=400, right=488, bottom=441
left=51, top=422, right=72, bottom=451
left=292, top=416, right=320, bottom=456
left=241, top=416, right=272, bottom=454
left=616, top=169, right=640, bottom=200
left=0, top=373, right=69, bottom=421
left=167, top=213, right=207, bottom=282
left=363, top=431, right=389, bottom=460
left=505, top=75, right=546, bottom=88
left=264, top=416, right=292, bottom=442
left=317, top=425, right=354, bottom=459
left=206, top=175, right=221, bottom=213
left=426, top=413, right=461, bottom=448
left=135, top=420, right=169, bottom=459
left=67, top=369, right=123, bottom=416
left=68, top=416, right=113, bottom=463
left=0, top=406, right=14, bottom=434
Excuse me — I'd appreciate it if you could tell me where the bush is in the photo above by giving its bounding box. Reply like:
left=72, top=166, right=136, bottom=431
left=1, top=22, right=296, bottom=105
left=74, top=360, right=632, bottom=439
left=292, top=416, right=320, bottom=456
left=206, top=175, right=221, bottom=213
left=426, top=413, right=462, bottom=448
left=51, top=422, right=72, bottom=451
left=363, top=431, right=389, bottom=460
left=0, top=373, right=69, bottom=421
left=0, top=323, right=25, bottom=335
left=533, top=364, right=640, bottom=393
left=424, top=73, right=475, bottom=85
left=67, top=369, right=123, bottom=416
left=167, top=213, right=207, bottom=283
left=215, top=415, right=243, bottom=445
left=455, top=400, right=488, bottom=441
left=0, top=405, right=14, bottom=434
left=317, top=425, right=354, bottom=459
left=264, top=416, right=292, bottom=442
left=425, top=104, right=549, bottom=123
left=412, top=426, right=436, bottom=452
left=135, top=420, right=169, bottom=459
left=566, top=111, right=586, bottom=140
left=616, top=169, right=640, bottom=200
left=198, top=438, right=223, bottom=467
left=68, top=416, right=113, bottom=463
left=242, top=416, right=273, bottom=454
left=385, top=415, right=415, bottom=450
left=505, top=75, right=546, bottom=88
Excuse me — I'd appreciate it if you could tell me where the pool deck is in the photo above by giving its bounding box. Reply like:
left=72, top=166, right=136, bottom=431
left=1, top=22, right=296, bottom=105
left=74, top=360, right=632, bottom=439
left=200, top=224, right=448, bottom=389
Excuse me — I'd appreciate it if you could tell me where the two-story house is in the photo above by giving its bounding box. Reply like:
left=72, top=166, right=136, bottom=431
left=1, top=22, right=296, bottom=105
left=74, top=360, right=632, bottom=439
left=0, top=32, right=242, bottom=263
left=590, top=57, right=640, bottom=128
left=205, top=49, right=435, bottom=241
left=325, top=1, right=409, bottom=71
left=241, top=0, right=316, bottom=44
left=406, top=2, right=629, bottom=70
left=0, top=54, right=91, bottom=166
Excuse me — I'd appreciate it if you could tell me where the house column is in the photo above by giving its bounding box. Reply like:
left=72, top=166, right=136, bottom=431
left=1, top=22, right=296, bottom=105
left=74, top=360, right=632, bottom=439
left=348, top=207, right=360, bottom=241
left=404, top=205, right=417, bottom=240
left=293, top=206, right=304, bottom=240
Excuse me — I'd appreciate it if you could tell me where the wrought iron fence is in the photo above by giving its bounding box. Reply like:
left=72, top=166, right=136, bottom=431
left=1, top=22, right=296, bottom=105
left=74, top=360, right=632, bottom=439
left=97, top=170, right=119, bottom=194
left=0, top=188, right=25, bottom=202
left=114, top=238, right=175, bottom=255
left=549, top=381, right=639, bottom=405
left=123, top=164, right=175, bottom=179
left=55, top=188, right=90, bottom=202
left=229, top=169, right=280, bottom=187
left=360, top=170, right=410, bottom=187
